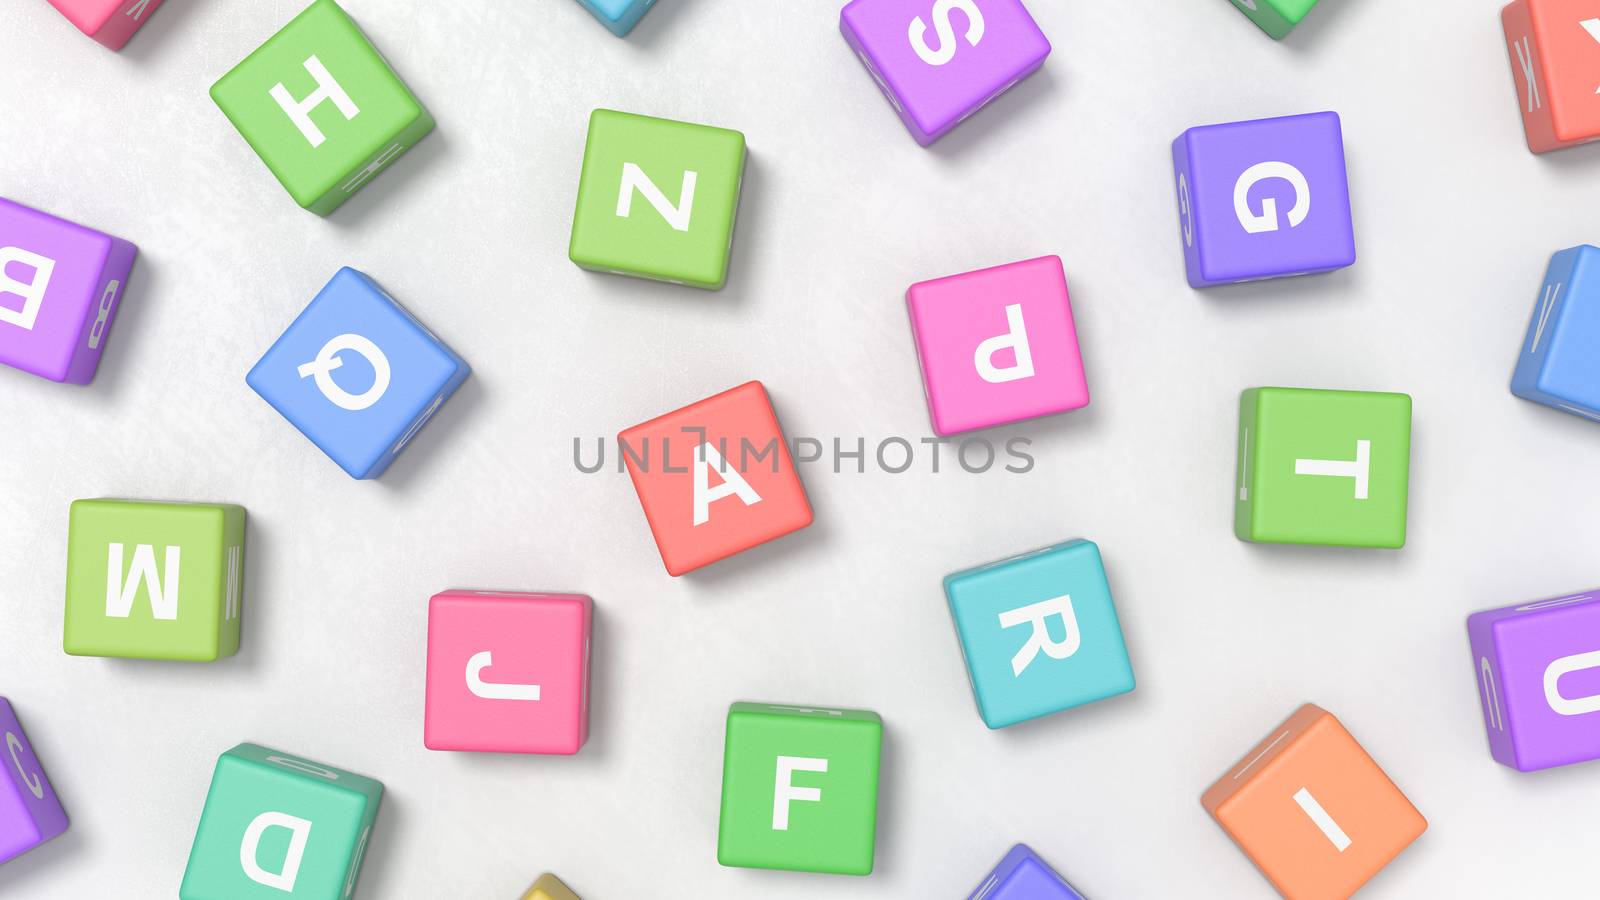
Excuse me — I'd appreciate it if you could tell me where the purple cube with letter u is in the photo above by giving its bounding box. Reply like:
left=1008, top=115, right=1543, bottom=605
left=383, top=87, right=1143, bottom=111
left=1468, top=590, right=1600, bottom=772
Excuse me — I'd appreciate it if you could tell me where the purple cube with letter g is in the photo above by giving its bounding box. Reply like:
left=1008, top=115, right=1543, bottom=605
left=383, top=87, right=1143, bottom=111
left=1468, top=590, right=1600, bottom=772
left=0, top=697, right=68, bottom=865
left=1172, top=111, right=1355, bottom=288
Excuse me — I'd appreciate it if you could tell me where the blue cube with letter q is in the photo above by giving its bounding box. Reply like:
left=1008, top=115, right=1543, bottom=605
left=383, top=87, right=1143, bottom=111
left=1512, top=245, right=1600, bottom=424
left=945, top=539, right=1134, bottom=729
left=575, top=0, right=658, bottom=36
left=246, top=267, right=468, bottom=479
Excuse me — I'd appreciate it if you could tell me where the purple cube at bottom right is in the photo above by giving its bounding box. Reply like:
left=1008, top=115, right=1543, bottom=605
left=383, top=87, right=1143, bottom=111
left=1171, top=111, right=1356, bottom=289
left=968, top=844, right=1084, bottom=900
left=0, top=697, right=68, bottom=865
left=1468, top=589, right=1600, bottom=772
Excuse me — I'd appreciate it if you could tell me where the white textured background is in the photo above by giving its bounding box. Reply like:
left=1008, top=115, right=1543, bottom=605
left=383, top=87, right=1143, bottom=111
left=2, top=0, right=1598, bottom=897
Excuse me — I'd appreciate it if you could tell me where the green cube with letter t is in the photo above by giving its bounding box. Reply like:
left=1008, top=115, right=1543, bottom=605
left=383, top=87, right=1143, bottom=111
left=1234, top=387, right=1412, bottom=549
left=180, top=743, right=382, bottom=900
left=716, top=702, right=882, bottom=876
left=569, top=109, right=746, bottom=290
left=210, top=0, right=435, bottom=216
left=1228, top=0, right=1321, bottom=40
left=64, top=498, right=246, bottom=661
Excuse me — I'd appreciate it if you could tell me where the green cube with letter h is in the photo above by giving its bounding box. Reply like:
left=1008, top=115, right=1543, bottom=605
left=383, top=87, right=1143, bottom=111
left=716, top=703, right=882, bottom=876
left=210, top=0, right=434, bottom=216
left=64, top=499, right=245, bottom=661
left=181, top=744, right=382, bottom=900
left=1234, top=387, right=1412, bottom=549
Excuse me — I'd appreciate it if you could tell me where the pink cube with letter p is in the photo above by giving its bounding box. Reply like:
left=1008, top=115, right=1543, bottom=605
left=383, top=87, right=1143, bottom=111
left=423, top=590, right=592, bottom=755
left=907, top=255, right=1089, bottom=436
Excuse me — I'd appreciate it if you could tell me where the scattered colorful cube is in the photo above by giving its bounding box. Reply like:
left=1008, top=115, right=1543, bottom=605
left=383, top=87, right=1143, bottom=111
left=569, top=109, right=746, bottom=289
left=967, top=844, right=1084, bottom=899
left=1468, top=589, right=1600, bottom=772
left=619, top=381, right=812, bottom=576
left=0, top=196, right=136, bottom=384
left=1234, top=387, right=1412, bottom=549
left=1202, top=704, right=1426, bottom=899
left=210, top=0, right=435, bottom=216
left=907, top=255, right=1089, bottom=436
left=424, top=591, right=592, bottom=755
left=945, top=540, right=1134, bottom=729
left=64, top=499, right=246, bottom=662
left=1511, top=245, right=1600, bottom=424
left=1172, top=111, right=1355, bottom=288
left=246, top=267, right=469, bottom=480
left=1228, top=0, right=1320, bottom=40
left=575, top=0, right=657, bottom=36
left=46, top=0, right=164, bottom=50
left=180, top=743, right=382, bottom=899
left=521, top=872, right=581, bottom=900
left=717, top=703, right=882, bottom=876
left=1502, top=0, right=1600, bottom=153
left=0, top=698, right=68, bottom=866
left=840, top=0, right=1051, bottom=146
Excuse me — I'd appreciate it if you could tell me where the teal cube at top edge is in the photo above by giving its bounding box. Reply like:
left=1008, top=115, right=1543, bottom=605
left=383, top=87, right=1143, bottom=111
left=575, top=0, right=659, bottom=36
left=945, top=540, right=1135, bottom=729
left=1228, top=0, right=1320, bottom=40
left=180, top=744, right=382, bottom=900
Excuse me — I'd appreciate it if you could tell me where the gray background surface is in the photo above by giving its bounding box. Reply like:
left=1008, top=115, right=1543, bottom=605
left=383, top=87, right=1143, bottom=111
left=1, top=0, right=1597, bottom=897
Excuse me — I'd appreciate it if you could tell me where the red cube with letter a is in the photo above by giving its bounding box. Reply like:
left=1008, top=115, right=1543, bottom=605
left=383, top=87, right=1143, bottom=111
left=1504, top=0, right=1600, bottom=152
left=619, top=381, right=813, bottom=576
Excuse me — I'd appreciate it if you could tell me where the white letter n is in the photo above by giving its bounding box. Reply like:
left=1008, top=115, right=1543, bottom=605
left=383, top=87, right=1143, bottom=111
left=269, top=55, right=360, bottom=148
left=998, top=594, right=1080, bottom=676
left=617, top=163, right=697, bottom=232
left=106, top=543, right=181, bottom=620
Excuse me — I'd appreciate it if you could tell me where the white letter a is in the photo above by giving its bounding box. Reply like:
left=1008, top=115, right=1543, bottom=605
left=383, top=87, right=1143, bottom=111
left=693, top=442, right=762, bottom=526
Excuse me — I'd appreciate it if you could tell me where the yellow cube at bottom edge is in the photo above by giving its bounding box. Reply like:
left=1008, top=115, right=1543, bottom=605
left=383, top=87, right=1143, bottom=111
left=522, top=873, right=580, bottom=900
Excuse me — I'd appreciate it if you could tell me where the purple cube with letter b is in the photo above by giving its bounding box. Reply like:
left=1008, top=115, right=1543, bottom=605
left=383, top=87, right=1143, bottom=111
left=840, top=0, right=1051, bottom=146
left=0, top=698, right=68, bottom=865
left=0, top=197, right=136, bottom=383
left=1172, top=111, right=1356, bottom=288
left=1468, top=590, right=1600, bottom=772
left=968, top=844, right=1084, bottom=900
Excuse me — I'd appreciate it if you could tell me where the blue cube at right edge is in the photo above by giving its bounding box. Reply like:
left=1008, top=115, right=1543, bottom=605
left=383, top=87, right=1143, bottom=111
left=246, top=268, right=469, bottom=479
left=575, top=0, right=658, bottom=36
left=968, top=844, right=1085, bottom=900
left=1512, top=245, right=1600, bottom=424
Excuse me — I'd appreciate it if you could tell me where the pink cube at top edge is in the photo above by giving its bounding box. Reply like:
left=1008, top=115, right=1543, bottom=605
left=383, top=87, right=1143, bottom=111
left=46, top=0, right=165, bottom=51
left=840, top=0, right=1051, bottom=146
left=907, top=255, right=1088, bottom=436
left=424, top=591, right=592, bottom=755
left=0, top=197, right=136, bottom=384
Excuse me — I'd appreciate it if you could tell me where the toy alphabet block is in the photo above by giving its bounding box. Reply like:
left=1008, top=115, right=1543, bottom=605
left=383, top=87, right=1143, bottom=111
left=247, top=267, right=468, bottom=480
left=967, top=844, right=1084, bottom=899
left=1203, top=704, right=1426, bottom=899
left=180, top=744, right=382, bottom=899
left=0, top=196, right=135, bottom=384
left=619, top=381, right=812, bottom=576
left=569, top=109, right=746, bottom=289
left=717, top=703, right=882, bottom=876
left=46, top=0, right=164, bottom=50
left=0, top=698, right=68, bottom=866
left=907, top=255, right=1089, bottom=436
left=1469, top=589, right=1600, bottom=772
left=945, top=540, right=1134, bottom=729
left=1503, top=0, right=1600, bottom=152
left=425, top=591, right=592, bottom=755
left=1234, top=387, right=1412, bottom=549
left=575, top=0, right=657, bottom=36
left=840, top=0, right=1051, bottom=146
left=1172, top=112, right=1355, bottom=288
left=64, top=499, right=246, bottom=662
left=521, top=872, right=581, bottom=900
left=1511, top=245, right=1600, bottom=423
left=211, top=0, right=434, bottom=215
left=1227, top=0, right=1320, bottom=40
